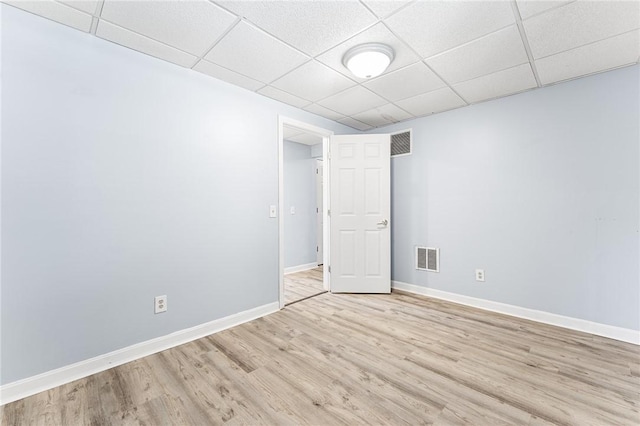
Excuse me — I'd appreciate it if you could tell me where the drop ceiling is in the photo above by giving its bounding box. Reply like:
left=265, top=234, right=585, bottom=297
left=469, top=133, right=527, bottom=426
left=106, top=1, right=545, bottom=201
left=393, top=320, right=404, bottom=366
left=5, top=0, right=640, bottom=130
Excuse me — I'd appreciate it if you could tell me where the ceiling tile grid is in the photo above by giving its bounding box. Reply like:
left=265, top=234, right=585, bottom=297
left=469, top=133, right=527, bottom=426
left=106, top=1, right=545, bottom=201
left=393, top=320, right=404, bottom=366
left=317, top=85, right=388, bottom=117
left=360, top=0, right=411, bottom=19
left=535, top=29, right=640, bottom=85
left=271, top=60, right=357, bottom=102
left=316, top=22, right=421, bottom=82
left=216, top=0, right=378, bottom=56
left=338, top=117, right=373, bottom=131
left=192, top=60, right=265, bottom=92
left=384, top=0, right=516, bottom=59
left=522, top=0, right=640, bottom=59
left=257, top=85, right=311, bottom=109
left=96, top=20, right=198, bottom=68
left=396, top=87, right=467, bottom=117
left=5, top=0, right=640, bottom=130
left=203, top=21, right=309, bottom=84
left=99, top=0, right=237, bottom=56
left=425, top=25, right=529, bottom=85
left=4, top=0, right=94, bottom=32
left=58, top=1, right=100, bottom=15
left=351, top=103, right=413, bottom=127
left=453, top=63, right=538, bottom=104
left=515, top=0, right=575, bottom=20
left=303, top=104, right=347, bottom=122
left=363, top=62, right=447, bottom=102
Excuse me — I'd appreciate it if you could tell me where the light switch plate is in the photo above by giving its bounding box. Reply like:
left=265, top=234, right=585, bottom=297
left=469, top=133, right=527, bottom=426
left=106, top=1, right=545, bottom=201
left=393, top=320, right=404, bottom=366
left=269, top=205, right=277, bottom=218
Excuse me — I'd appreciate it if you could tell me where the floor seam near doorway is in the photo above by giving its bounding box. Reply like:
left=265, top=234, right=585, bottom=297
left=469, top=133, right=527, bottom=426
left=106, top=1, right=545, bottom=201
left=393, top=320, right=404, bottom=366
left=285, top=291, right=327, bottom=307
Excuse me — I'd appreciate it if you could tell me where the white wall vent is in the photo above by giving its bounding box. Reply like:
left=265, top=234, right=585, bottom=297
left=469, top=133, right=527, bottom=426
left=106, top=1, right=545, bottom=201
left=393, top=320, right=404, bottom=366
left=391, top=129, right=412, bottom=157
left=416, top=247, right=439, bottom=272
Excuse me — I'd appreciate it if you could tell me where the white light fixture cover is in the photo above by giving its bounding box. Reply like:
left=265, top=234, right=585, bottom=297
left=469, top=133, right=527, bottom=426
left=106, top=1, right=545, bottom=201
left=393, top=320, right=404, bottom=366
left=342, top=43, right=395, bottom=79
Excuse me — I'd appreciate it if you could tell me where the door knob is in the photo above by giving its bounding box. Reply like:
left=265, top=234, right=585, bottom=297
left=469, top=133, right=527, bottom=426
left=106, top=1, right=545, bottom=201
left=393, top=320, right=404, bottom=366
left=377, top=219, right=388, bottom=226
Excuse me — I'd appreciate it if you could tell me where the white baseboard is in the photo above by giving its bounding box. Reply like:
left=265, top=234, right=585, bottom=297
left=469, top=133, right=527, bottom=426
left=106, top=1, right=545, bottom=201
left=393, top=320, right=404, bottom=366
left=0, top=301, right=279, bottom=406
left=284, top=262, right=318, bottom=275
left=392, top=281, right=639, bottom=345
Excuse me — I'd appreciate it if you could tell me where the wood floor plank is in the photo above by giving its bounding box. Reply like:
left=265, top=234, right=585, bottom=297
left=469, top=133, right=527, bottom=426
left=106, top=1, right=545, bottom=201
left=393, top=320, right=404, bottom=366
left=2, top=275, right=638, bottom=425
left=284, top=267, right=325, bottom=305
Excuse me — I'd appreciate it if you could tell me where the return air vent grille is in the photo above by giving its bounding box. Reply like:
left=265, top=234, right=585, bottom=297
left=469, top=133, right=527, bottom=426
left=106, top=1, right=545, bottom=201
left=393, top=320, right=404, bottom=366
left=391, top=129, right=412, bottom=157
left=416, top=247, right=439, bottom=272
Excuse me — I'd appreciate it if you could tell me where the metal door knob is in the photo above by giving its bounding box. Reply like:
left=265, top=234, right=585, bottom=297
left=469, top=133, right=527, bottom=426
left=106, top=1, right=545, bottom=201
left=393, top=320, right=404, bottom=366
left=377, top=219, right=389, bottom=226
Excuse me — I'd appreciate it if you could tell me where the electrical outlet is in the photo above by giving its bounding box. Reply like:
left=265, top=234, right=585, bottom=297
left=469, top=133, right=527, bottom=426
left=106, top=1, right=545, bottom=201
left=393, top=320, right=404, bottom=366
left=475, top=269, right=485, bottom=282
left=155, top=295, right=167, bottom=314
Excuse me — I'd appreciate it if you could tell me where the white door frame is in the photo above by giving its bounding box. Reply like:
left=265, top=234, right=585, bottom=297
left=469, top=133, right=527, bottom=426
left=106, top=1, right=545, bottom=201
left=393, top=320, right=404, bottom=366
left=316, top=158, right=324, bottom=266
left=278, top=116, right=333, bottom=309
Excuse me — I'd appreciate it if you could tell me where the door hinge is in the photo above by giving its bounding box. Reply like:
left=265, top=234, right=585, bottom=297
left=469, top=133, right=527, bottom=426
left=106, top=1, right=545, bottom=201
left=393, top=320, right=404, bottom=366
left=316, top=207, right=318, bottom=213
left=327, top=209, right=331, bottom=216
left=328, top=266, right=331, bottom=273
left=316, top=168, right=318, bottom=174
left=316, top=246, right=318, bottom=252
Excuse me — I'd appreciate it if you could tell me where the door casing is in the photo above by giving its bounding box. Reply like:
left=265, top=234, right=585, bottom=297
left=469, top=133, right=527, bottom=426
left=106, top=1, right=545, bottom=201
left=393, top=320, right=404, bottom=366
left=278, top=117, right=333, bottom=309
left=316, top=159, right=324, bottom=266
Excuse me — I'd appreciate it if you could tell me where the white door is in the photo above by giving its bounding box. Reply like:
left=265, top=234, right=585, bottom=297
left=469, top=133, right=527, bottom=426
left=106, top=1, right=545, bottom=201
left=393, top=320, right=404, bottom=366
left=316, top=159, right=323, bottom=265
left=330, top=134, right=390, bottom=293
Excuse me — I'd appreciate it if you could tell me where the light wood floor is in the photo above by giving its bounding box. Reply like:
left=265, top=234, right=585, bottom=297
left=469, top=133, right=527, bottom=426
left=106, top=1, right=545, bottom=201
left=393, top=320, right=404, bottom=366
left=284, top=266, right=324, bottom=305
left=2, top=291, right=639, bottom=425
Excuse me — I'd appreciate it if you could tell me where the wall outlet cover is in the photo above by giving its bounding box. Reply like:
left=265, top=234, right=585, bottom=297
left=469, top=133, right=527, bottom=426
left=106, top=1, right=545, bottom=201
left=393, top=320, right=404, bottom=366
left=155, top=295, right=167, bottom=314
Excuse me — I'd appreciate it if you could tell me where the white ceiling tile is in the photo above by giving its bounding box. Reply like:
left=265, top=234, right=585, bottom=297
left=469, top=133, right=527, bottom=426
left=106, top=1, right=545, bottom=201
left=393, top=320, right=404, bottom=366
left=396, top=87, right=466, bottom=117
left=303, top=104, right=346, bottom=121
left=4, top=0, right=92, bottom=31
left=453, top=63, right=537, bottom=104
left=58, top=1, right=100, bottom=15
left=426, top=25, right=528, bottom=84
left=257, top=86, right=311, bottom=109
left=338, top=117, right=373, bottom=131
left=317, top=86, right=388, bottom=116
left=385, top=1, right=515, bottom=58
left=96, top=20, right=197, bottom=67
left=316, top=23, right=421, bottom=82
left=11, top=0, right=638, bottom=123
left=215, top=0, right=376, bottom=56
left=287, top=133, right=323, bottom=145
left=361, top=0, right=410, bottom=18
left=271, top=61, right=356, bottom=102
left=523, top=1, right=640, bottom=59
left=352, top=103, right=412, bottom=127
left=363, top=62, right=446, bottom=102
left=205, top=22, right=309, bottom=83
left=515, top=0, right=574, bottom=20
left=100, top=0, right=236, bottom=56
left=193, top=60, right=264, bottom=91
left=535, top=30, right=640, bottom=85
left=283, top=126, right=304, bottom=140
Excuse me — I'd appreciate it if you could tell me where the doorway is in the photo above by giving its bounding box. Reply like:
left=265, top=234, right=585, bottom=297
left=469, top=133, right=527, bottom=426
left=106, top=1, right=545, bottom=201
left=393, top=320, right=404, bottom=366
left=278, top=117, right=333, bottom=308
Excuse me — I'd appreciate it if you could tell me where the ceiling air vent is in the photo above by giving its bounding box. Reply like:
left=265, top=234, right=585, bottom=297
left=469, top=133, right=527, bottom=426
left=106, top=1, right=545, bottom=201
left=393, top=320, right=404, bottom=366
left=391, top=129, right=412, bottom=157
left=416, top=247, right=439, bottom=272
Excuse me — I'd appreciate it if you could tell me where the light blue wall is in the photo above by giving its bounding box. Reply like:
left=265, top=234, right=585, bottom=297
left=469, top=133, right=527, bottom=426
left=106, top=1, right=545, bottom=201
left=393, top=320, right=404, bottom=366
left=0, top=5, right=353, bottom=385
left=375, top=65, right=639, bottom=331
left=3, top=2, right=638, bottom=387
left=311, top=143, right=323, bottom=158
left=283, top=141, right=317, bottom=268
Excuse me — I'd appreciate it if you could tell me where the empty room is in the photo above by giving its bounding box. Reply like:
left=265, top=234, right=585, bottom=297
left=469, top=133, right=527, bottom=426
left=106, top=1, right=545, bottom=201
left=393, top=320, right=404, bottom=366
left=1, top=0, right=639, bottom=424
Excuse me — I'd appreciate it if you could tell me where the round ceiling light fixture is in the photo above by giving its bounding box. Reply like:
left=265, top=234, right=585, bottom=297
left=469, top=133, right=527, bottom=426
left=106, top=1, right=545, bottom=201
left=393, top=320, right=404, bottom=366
left=342, top=43, right=395, bottom=79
